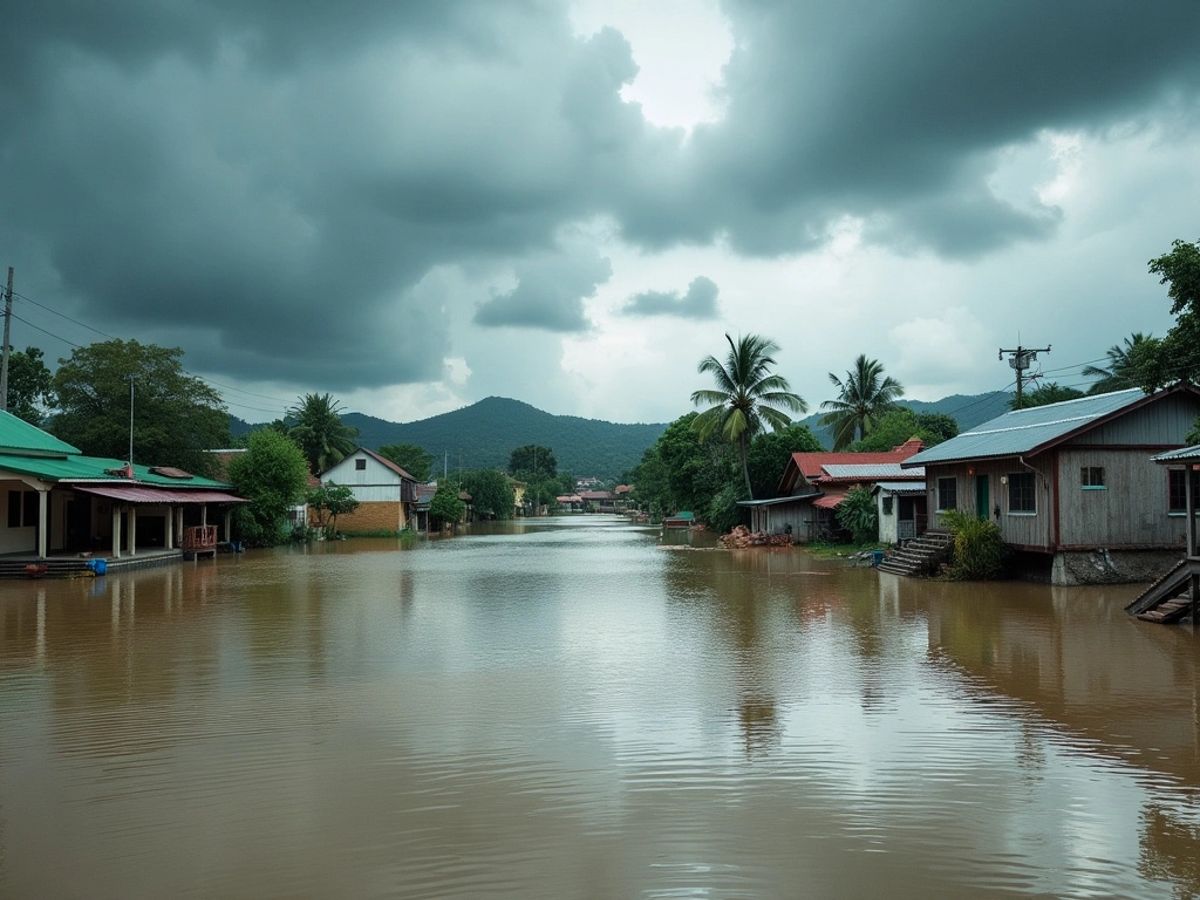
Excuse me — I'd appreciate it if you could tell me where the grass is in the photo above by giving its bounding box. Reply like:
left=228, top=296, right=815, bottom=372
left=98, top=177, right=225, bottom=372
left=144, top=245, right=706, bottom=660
left=804, top=540, right=886, bottom=559
left=343, top=529, right=420, bottom=543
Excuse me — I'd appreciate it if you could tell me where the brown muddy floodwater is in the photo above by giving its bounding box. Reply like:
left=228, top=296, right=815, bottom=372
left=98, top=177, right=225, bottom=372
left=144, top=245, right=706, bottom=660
left=2, top=516, right=1200, bottom=898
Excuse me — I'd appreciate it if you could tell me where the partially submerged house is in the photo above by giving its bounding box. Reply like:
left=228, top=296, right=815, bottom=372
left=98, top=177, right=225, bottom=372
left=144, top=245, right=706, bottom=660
left=0, top=410, right=243, bottom=568
left=902, top=386, right=1200, bottom=584
left=739, top=438, right=925, bottom=542
left=874, top=481, right=929, bottom=543
left=319, top=447, right=417, bottom=533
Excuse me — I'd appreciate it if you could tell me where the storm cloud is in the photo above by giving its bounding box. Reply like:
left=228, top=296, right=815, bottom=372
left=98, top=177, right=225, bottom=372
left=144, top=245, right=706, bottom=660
left=1, top=0, right=1198, bottom=401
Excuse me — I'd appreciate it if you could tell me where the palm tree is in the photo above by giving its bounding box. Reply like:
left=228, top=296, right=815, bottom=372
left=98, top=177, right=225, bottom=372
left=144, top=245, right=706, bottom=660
left=691, top=334, right=807, bottom=498
left=820, top=355, right=904, bottom=449
left=287, top=392, right=358, bottom=474
left=1083, top=332, right=1156, bottom=394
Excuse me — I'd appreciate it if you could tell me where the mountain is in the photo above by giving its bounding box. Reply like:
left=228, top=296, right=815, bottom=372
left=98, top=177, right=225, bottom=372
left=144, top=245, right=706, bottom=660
left=795, top=391, right=1013, bottom=449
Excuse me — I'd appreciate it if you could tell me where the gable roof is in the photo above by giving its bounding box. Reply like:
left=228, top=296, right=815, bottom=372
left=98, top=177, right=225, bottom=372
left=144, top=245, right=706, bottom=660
left=819, top=462, right=925, bottom=482
left=903, top=386, right=1199, bottom=467
left=0, top=409, right=80, bottom=457
left=787, top=438, right=925, bottom=481
left=323, top=447, right=417, bottom=482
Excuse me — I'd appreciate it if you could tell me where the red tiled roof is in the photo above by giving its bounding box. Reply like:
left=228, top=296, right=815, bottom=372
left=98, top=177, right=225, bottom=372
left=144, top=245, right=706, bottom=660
left=580, top=490, right=614, bottom=500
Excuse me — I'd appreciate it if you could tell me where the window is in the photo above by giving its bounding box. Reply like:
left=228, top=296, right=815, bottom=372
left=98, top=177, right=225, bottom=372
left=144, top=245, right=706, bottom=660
left=1008, top=472, right=1036, bottom=513
left=1081, top=466, right=1106, bottom=489
left=23, top=491, right=38, bottom=528
left=355, top=458, right=367, bottom=471
left=7, top=491, right=20, bottom=528
left=937, top=477, right=957, bottom=511
left=882, top=496, right=894, bottom=516
left=1168, top=469, right=1200, bottom=513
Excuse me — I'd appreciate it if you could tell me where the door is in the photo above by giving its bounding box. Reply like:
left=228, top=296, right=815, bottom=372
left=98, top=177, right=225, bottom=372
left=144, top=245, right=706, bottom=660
left=975, top=474, right=989, bottom=520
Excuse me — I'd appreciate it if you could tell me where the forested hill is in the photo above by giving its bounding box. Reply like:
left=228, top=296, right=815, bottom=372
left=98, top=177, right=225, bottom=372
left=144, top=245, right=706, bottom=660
left=343, top=398, right=666, bottom=479
left=795, top=390, right=1014, bottom=448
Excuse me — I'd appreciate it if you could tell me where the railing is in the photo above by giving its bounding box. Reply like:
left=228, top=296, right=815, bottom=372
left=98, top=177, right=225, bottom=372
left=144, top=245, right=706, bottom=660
left=182, top=525, right=218, bottom=551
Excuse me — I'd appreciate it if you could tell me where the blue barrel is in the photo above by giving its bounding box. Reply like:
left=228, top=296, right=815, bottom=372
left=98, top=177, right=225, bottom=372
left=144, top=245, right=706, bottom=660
left=871, top=550, right=885, bottom=566
left=92, top=558, right=107, bottom=575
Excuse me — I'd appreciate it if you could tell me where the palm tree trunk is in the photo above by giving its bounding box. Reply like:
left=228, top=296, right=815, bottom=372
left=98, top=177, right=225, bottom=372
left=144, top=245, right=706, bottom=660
left=740, top=433, right=753, bottom=499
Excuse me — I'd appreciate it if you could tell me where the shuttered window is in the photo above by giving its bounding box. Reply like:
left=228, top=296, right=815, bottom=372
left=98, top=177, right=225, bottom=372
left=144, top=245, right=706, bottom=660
left=1008, top=473, right=1036, bottom=514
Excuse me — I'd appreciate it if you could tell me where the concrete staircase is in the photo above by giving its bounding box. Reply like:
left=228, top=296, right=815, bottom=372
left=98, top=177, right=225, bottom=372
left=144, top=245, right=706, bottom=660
left=877, top=530, right=954, bottom=577
left=1125, top=557, right=1200, bottom=623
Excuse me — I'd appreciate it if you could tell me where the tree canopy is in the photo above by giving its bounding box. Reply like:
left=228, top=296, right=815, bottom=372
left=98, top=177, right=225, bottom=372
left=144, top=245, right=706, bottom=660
left=457, top=469, right=514, bottom=519
left=509, top=444, right=557, bottom=478
left=820, top=354, right=904, bottom=449
left=307, top=482, right=359, bottom=535
left=850, top=408, right=958, bottom=452
left=4, top=346, right=52, bottom=426
left=50, top=339, right=229, bottom=474
left=288, top=393, right=358, bottom=474
left=1082, top=332, right=1160, bottom=394
left=429, top=482, right=466, bottom=530
left=228, top=429, right=309, bottom=545
left=633, top=412, right=738, bottom=518
left=378, top=443, right=433, bottom=481
left=691, top=333, right=806, bottom=498
left=746, top=423, right=822, bottom=498
left=1134, top=239, right=1200, bottom=391
left=1011, top=382, right=1084, bottom=410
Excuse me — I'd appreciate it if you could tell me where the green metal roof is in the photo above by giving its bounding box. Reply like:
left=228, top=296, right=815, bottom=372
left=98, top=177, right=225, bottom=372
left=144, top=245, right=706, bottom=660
left=0, top=451, right=231, bottom=488
left=0, top=409, right=80, bottom=456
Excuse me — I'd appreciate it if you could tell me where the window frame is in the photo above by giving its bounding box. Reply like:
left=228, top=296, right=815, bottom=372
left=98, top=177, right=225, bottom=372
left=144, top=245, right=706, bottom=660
left=1168, top=468, right=1200, bottom=515
left=936, top=477, right=957, bottom=512
left=881, top=495, right=894, bottom=516
left=355, top=458, right=367, bottom=471
left=1007, top=472, right=1037, bottom=515
left=1080, top=466, right=1106, bottom=491
left=7, top=491, right=21, bottom=528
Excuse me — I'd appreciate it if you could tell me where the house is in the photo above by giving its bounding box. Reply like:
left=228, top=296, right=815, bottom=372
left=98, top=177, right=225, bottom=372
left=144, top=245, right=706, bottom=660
left=555, top=493, right=583, bottom=511
left=739, top=438, right=925, bottom=542
left=874, top=481, right=929, bottom=543
left=902, top=386, right=1200, bottom=585
left=579, top=490, right=616, bottom=512
left=413, top=483, right=437, bottom=532
left=0, top=410, right=243, bottom=566
left=318, top=447, right=417, bottom=533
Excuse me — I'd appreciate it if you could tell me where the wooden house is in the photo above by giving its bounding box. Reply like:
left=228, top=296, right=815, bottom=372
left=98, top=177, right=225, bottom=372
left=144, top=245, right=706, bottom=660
left=738, top=439, right=925, bottom=542
left=902, top=386, right=1200, bottom=584
left=319, top=447, right=417, bottom=533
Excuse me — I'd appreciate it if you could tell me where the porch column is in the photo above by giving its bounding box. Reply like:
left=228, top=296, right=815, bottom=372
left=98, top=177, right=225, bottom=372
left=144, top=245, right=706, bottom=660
left=223, top=509, right=232, bottom=542
left=1187, top=465, right=1196, bottom=558
left=165, top=505, right=174, bottom=549
left=175, top=507, right=184, bottom=544
left=127, top=506, right=137, bottom=556
left=112, top=505, right=122, bottom=559
left=201, top=504, right=207, bottom=528
left=36, top=489, right=48, bottom=559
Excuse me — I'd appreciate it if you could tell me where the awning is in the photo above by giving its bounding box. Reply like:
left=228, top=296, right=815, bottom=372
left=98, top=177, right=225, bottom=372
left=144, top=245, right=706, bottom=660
left=68, top=484, right=247, bottom=504
left=813, top=490, right=848, bottom=509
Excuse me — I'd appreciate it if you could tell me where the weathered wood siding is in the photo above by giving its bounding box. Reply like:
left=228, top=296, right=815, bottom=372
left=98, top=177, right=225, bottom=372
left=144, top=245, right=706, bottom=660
left=321, top=452, right=407, bottom=502
left=925, top=460, right=1053, bottom=550
left=1056, top=448, right=1188, bottom=549
left=1065, top=392, right=1200, bottom=446
left=758, top=498, right=820, bottom=542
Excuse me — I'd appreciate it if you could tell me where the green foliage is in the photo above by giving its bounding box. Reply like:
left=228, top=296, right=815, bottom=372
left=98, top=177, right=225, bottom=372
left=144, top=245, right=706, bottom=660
left=509, top=444, right=557, bottom=478
left=633, top=412, right=737, bottom=520
left=1186, top=416, right=1200, bottom=446
left=50, top=339, right=229, bottom=474
left=228, top=429, right=310, bottom=546
left=1011, top=382, right=1085, bottom=410
left=1083, top=333, right=1160, bottom=394
left=940, top=509, right=1006, bottom=580
left=746, top=423, right=822, bottom=498
left=429, top=482, right=466, bottom=529
left=4, top=346, right=53, bottom=425
left=1150, top=238, right=1200, bottom=318
left=378, top=443, right=433, bottom=481
left=850, top=408, right=958, bottom=451
left=1131, top=239, right=1200, bottom=391
left=288, top=392, right=358, bottom=475
left=458, top=469, right=514, bottom=519
left=835, top=486, right=878, bottom=544
left=306, top=482, right=360, bottom=535
left=820, top=354, right=904, bottom=449
left=691, top=333, right=807, bottom=497
left=707, top=481, right=748, bottom=534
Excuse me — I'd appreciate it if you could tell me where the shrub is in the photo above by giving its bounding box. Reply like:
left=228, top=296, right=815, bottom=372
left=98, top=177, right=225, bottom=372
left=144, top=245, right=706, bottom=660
left=940, top=509, right=1005, bottom=580
left=707, top=481, right=747, bottom=534
left=835, top=485, right=878, bottom=544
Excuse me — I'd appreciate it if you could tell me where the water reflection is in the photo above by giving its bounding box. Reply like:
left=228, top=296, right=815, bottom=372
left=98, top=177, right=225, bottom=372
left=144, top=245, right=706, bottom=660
left=1, top=519, right=1199, bottom=897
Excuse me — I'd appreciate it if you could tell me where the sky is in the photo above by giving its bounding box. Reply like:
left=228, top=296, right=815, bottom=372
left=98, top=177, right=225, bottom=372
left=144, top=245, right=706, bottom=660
left=2, top=0, right=1199, bottom=426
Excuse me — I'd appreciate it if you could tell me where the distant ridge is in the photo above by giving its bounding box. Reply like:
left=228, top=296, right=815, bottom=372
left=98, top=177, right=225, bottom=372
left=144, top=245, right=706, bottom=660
left=229, top=390, right=1014, bottom=476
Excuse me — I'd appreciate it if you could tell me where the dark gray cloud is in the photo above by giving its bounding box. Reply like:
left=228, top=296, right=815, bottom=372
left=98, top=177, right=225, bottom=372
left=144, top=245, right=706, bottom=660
left=625, top=276, right=718, bottom=319
left=1, top=0, right=1197, bottom=391
left=474, top=245, right=612, bottom=331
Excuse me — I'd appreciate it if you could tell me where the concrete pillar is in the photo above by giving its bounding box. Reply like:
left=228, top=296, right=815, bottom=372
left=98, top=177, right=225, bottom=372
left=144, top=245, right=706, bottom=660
left=127, top=506, right=137, bottom=556
left=1186, top=465, right=1196, bottom=558
left=223, top=508, right=232, bottom=542
left=165, top=505, right=174, bottom=549
left=201, top=504, right=207, bottom=528
left=112, top=505, right=122, bottom=559
left=36, top=489, right=48, bottom=559
left=175, top=508, right=184, bottom=545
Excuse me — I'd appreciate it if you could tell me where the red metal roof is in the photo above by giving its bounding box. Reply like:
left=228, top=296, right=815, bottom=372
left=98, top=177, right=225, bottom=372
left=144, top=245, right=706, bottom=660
left=789, top=443, right=923, bottom=480
left=813, top=489, right=849, bottom=509
left=71, top=485, right=247, bottom=504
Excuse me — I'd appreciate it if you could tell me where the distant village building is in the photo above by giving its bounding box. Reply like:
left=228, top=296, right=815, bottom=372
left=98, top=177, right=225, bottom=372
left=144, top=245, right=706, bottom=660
left=903, top=386, right=1200, bottom=584
left=319, top=447, right=417, bottom=533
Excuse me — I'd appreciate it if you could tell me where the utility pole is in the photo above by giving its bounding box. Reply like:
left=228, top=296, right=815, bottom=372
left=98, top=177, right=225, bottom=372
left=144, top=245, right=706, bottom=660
left=999, top=343, right=1052, bottom=407
left=0, top=267, right=13, bottom=412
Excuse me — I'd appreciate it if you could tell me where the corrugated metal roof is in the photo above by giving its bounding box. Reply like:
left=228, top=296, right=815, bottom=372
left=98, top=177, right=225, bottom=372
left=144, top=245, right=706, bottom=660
left=789, top=445, right=923, bottom=480
left=819, top=463, right=925, bottom=480
left=873, top=481, right=927, bottom=494
left=0, top=410, right=80, bottom=456
left=904, top=388, right=1148, bottom=467
left=72, top=485, right=246, bottom=504
left=1153, top=444, right=1200, bottom=463
left=0, top=451, right=232, bottom=487
left=813, top=490, right=848, bottom=509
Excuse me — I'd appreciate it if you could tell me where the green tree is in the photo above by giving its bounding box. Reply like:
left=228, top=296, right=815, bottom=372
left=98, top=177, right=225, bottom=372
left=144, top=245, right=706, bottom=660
left=850, top=409, right=958, bottom=452
left=835, top=485, right=878, bottom=544
left=1082, top=333, right=1160, bottom=394
left=1011, top=382, right=1084, bottom=409
left=288, top=393, right=358, bottom=475
left=746, top=423, right=822, bottom=498
left=1186, top=417, right=1200, bottom=445
left=691, top=333, right=807, bottom=498
left=633, top=412, right=738, bottom=520
left=50, top=339, right=229, bottom=473
left=458, top=469, right=514, bottom=519
left=509, top=444, right=557, bottom=478
left=228, top=429, right=309, bottom=546
left=4, top=346, right=53, bottom=425
left=820, top=354, right=904, bottom=449
left=378, top=443, right=433, bottom=481
left=429, top=482, right=466, bottom=530
left=1135, top=239, right=1200, bottom=391
left=306, top=482, right=360, bottom=535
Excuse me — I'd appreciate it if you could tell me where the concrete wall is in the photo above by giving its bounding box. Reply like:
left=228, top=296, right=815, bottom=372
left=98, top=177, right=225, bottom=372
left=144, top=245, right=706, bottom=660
left=878, top=492, right=897, bottom=544
left=0, top=483, right=36, bottom=554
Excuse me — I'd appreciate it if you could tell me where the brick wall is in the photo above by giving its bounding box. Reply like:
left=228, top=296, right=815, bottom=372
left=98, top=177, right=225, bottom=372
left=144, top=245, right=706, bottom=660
left=334, top=501, right=409, bottom=533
